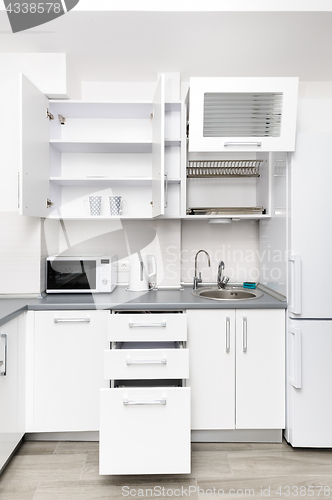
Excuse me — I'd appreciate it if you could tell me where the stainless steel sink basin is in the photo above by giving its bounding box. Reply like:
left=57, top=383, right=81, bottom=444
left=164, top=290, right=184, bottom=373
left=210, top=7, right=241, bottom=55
left=192, top=286, right=263, bottom=301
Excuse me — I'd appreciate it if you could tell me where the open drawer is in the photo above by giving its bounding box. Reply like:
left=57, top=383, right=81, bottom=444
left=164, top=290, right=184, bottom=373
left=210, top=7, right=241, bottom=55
left=108, top=312, right=187, bottom=342
left=104, top=341, right=189, bottom=380
left=100, top=387, right=191, bottom=475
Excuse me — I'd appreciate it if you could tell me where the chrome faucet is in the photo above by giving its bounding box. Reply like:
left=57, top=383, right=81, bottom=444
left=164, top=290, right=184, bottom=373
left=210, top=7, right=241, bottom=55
left=217, top=261, right=229, bottom=289
left=193, top=250, right=211, bottom=290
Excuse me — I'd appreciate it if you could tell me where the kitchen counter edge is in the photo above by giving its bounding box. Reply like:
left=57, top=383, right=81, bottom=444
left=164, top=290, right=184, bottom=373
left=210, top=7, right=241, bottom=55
left=0, top=287, right=286, bottom=327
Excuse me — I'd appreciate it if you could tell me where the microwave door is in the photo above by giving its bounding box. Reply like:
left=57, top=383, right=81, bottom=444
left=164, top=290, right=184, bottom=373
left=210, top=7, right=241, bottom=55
left=47, top=260, right=97, bottom=291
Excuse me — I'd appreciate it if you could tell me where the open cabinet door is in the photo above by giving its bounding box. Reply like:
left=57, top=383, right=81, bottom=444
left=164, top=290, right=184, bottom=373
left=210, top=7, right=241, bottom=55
left=19, top=74, right=50, bottom=217
left=151, top=74, right=165, bottom=217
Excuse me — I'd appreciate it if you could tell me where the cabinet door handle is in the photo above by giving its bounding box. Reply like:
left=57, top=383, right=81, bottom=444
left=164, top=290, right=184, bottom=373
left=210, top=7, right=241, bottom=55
left=242, top=317, right=247, bottom=352
left=128, top=322, right=166, bottom=328
left=123, top=398, right=166, bottom=406
left=164, top=172, right=168, bottom=208
left=225, top=316, right=230, bottom=353
left=288, top=254, right=302, bottom=315
left=224, top=141, right=262, bottom=147
left=289, top=327, right=302, bottom=389
left=1, top=333, right=7, bottom=376
left=126, top=358, right=167, bottom=365
left=54, top=318, right=91, bottom=323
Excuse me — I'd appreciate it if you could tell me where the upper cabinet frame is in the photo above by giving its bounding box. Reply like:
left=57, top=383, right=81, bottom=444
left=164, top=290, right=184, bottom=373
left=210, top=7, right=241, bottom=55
left=19, top=73, right=188, bottom=219
left=188, top=77, right=298, bottom=153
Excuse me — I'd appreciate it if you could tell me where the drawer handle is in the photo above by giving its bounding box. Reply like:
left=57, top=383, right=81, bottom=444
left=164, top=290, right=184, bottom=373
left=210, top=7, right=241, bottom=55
left=54, top=318, right=90, bottom=323
left=126, top=358, right=167, bottom=365
left=123, top=398, right=166, bottom=406
left=128, top=322, right=166, bottom=328
left=1, top=333, right=7, bottom=377
left=242, top=317, right=247, bottom=352
left=224, top=141, right=262, bottom=147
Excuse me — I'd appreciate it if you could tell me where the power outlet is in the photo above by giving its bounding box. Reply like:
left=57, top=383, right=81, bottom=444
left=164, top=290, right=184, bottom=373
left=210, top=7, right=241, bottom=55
left=120, top=261, right=129, bottom=272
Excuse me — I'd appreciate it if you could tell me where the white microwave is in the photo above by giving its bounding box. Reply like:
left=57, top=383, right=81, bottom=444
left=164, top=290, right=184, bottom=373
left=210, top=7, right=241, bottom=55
left=46, top=255, right=117, bottom=293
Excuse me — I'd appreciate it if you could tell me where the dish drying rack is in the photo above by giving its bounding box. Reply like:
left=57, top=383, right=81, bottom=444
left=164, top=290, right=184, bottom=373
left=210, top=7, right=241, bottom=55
left=187, top=160, right=263, bottom=178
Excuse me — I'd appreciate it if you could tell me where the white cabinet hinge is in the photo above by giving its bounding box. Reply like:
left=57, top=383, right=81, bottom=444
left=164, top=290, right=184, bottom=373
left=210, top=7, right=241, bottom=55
left=46, top=199, right=54, bottom=209
left=58, top=114, right=66, bottom=125
left=150, top=110, right=154, bottom=122
left=47, top=109, right=54, bottom=121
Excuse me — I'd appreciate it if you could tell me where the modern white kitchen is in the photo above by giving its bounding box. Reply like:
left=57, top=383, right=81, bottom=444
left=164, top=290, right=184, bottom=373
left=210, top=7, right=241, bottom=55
left=1, top=2, right=332, bottom=499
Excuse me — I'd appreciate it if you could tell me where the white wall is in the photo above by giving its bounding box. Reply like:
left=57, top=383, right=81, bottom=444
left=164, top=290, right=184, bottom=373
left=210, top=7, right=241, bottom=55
left=0, top=213, right=41, bottom=295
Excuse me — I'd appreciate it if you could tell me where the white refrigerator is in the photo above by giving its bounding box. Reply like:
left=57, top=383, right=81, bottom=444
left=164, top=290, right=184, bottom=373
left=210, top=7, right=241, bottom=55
left=286, top=132, right=332, bottom=447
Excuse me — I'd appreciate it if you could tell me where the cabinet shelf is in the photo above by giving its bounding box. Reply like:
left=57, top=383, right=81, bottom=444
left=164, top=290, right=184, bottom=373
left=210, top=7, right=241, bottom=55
left=49, top=100, right=153, bottom=119
left=50, top=177, right=181, bottom=186
left=183, top=214, right=270, bottom=220
left=50, top=177, right=153, bottom=186
left=47, top=215, right=155, bottom=220
left=50, top=141, right=153, bottom=154
left=165, top=138, right=181, bottom=147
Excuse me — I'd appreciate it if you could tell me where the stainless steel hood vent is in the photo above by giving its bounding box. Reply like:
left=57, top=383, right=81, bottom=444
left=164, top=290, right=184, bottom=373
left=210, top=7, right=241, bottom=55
left=203, top=92, right=283, bottom=138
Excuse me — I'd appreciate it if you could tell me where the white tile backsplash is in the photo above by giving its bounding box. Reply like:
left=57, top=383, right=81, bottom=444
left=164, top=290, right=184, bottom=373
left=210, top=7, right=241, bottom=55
left=181, top=220, right=260, bottom=284
left=40, top=216, right=263, bottom=290
left=0, top=212, right=41, bottom=294
left=53, top=219, right=181, bottom=288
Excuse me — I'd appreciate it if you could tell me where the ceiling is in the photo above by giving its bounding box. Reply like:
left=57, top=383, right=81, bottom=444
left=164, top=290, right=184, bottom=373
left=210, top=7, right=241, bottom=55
left=0, top=10, right=332, bottom=82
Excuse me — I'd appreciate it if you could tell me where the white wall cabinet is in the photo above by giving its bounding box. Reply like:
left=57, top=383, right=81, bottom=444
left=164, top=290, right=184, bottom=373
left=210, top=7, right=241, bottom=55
left=187, top=308, right=285, bottom=431
left=32, top=310, right=109, bottom=432
left=185, top=153, right=271, bottom=220
left=188, top=77, right=298, bottom=153
left=0, top=314, right=25, bottom=471
left=20, top=74, right=186, bottom=220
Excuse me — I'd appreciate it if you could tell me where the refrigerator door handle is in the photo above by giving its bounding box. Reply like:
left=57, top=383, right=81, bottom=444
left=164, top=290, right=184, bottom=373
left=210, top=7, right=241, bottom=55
left=289, top=327, right=302, bottom=389
left=289, top=254, right=302, bottom=315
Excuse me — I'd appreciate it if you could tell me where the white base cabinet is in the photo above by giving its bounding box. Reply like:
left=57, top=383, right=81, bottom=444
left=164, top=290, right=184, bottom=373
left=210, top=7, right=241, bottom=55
left=100, top=387, right=190, bottom=475
left=32, top=310, right=109, bottom=432
left=188, top=308, right=285, bottom=431
left=0, top=314, right=25, bottom=471
left=187, top=310, right=235, bottom=430
left=236, top=309, right=285, bottom=429
left=100, top=311, right=191, bottom=475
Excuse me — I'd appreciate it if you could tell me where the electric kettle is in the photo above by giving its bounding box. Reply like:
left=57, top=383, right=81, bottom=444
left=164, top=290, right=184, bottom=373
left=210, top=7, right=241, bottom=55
left=128, top=253, right=157, bottom=291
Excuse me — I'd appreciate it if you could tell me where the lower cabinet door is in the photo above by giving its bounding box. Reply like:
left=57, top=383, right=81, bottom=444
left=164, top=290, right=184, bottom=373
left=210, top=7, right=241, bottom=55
left=33, top=310, right=109, bottom=432
left=100, top=387, right=191, bottom=475
left=187, top=309, right=236, bottom=430
left=235, top=309, right=285, bottom=429
left=0, top=317, right=20, bottom=471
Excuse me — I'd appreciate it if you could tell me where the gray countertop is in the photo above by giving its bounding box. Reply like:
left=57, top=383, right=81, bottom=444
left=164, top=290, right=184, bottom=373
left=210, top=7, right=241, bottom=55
left=0, top=298, right=33, bottom=328
left=28, top=286, right=286, bottom=311
left=0, top=286, right=286, bottom=327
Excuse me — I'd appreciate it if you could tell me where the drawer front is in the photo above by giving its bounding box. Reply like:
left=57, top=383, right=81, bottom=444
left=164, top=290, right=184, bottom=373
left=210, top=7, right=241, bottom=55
left=104, top=347, right=189, bottom=380
left=37, top=310, right=105, bottom=331
left=108, top=313, right=187, bottom=341
left=100, top=387, right=191, bottom=475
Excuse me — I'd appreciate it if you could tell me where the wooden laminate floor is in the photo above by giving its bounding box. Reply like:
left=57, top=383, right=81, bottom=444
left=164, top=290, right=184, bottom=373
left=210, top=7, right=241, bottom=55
left=1, top=440, right=332, bottom=499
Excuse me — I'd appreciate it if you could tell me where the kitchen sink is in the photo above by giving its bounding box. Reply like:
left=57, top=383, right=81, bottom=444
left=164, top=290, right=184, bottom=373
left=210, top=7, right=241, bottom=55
left=192, top=286, right=263, bottom=301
